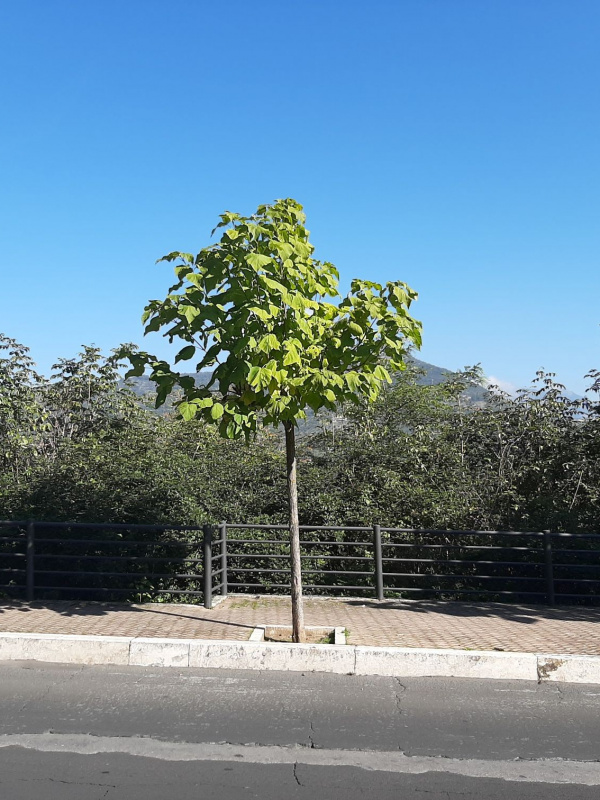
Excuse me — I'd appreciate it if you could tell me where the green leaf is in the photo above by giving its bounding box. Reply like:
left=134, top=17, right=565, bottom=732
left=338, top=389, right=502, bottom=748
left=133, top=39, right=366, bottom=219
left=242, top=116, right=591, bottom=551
left=124, top=357, right=146, bottom=378
left=186, top=273, right=204, bottom=288
left=373, top=364, right=391, bottom=383
left=247, top=366, right=261, bottom=386
left=297, top=318, right=312, bottom=336
left=178, top=401, right=197, bottom=421
left=261, top=276, right=287, bottom=295
left=249, top=306, right=271, bottom=322
left=258, top=334, right=280, bottom=353
left=144, top=316, right=162, bottom=334
left=283, top=346, right=301, bottom=366
left=181, top=306, right=200, bottom=324
left=174, top=264, right=193, bottom=279
left=210, top=402, right=224, bottom=420
left=344, top=372, right=361, bottom=392
left=174, top=345, right=195, bottom=363
left=272, top=241, right=293, bottom=260
left=246, top=253, right=272, bottom=269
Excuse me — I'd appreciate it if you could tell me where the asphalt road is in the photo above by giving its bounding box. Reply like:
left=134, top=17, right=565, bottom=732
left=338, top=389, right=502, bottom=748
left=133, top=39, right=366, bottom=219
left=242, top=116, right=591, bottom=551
left=1, top=662, right=600, bottom=798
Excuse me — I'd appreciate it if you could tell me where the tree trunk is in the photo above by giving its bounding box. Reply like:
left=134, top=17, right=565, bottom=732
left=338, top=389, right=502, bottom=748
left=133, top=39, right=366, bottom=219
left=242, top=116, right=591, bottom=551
left=284, top=420, right=305, bottom=643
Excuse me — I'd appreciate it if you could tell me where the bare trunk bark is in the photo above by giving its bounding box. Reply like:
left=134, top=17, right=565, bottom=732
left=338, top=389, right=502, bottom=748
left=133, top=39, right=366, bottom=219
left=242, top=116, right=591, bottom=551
left=284, top=420, right=305, bottom=643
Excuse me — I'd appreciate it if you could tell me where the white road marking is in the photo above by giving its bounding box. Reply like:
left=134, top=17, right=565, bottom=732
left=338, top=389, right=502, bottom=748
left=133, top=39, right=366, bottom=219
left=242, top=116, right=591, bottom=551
left=0, top=733, right=598, bottom=785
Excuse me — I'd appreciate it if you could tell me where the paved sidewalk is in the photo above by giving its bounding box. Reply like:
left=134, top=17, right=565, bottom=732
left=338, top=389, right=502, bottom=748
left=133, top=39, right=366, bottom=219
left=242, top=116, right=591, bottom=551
left=1, top=595, right=600, bottom=655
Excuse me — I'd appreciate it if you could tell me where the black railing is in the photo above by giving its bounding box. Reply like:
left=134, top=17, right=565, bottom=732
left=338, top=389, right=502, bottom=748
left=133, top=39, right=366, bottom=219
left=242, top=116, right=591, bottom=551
left=1, top=520, right=600, bottom=607
left=0, top=520, right=224, bottom=609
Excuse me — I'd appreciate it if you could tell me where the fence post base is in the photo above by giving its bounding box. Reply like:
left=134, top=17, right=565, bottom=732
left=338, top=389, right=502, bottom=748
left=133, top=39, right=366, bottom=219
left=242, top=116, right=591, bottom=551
left=26, top=521, right=35, bottom=602
left=543, top=530, right=555, bottom=606
left=203, top=524, right=214, bottom=609
left=220, top=521, right=228, bottom=598
left=373, top=524, right=384, bottom=601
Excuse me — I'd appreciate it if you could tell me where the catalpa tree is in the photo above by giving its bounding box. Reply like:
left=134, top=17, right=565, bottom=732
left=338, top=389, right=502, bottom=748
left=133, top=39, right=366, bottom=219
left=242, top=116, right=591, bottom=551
left=125, top=198, right=421, bottom=641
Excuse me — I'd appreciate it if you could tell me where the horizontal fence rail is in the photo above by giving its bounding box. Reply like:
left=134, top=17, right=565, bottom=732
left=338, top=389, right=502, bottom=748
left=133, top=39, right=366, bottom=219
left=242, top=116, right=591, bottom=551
left=0, top=520, right=223, bottom=609
left=1, top=520, right=600, bottom=607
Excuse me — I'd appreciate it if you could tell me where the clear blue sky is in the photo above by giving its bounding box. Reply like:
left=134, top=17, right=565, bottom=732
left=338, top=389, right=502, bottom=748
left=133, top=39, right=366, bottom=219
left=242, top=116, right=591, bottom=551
left=1, top=0, right=598, bottom=394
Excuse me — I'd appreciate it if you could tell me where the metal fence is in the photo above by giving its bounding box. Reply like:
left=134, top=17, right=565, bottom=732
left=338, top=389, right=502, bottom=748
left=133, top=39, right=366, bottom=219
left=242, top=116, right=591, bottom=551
left=1, top=520, right=599, bottom=607
left=0, top=520, right=225, bottom=609
left=225, top=524, right=600, bottom=605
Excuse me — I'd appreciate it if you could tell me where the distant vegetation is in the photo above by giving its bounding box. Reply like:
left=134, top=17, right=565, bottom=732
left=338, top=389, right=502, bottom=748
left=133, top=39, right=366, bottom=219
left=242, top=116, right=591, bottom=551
left=1, top=332, right=599, bottom=533
left=123, top=355, right=488, bottom=433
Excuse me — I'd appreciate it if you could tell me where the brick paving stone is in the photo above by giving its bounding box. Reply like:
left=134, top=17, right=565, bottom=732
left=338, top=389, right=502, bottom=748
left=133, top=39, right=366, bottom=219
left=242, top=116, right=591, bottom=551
left=1, top=596, right=600, bottom=655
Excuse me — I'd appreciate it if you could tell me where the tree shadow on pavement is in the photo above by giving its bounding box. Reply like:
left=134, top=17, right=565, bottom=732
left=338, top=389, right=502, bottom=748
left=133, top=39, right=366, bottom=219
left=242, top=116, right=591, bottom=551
left=341, top=598, right=600, bottom=624
left=0, top=600, right=256, bottom=632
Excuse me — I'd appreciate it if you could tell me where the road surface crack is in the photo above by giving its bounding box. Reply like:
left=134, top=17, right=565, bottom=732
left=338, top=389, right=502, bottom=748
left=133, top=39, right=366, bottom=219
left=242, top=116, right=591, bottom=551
left=50, top=778, right=116, bottom=788
left=394, top=678, right=406, bottom=714
left=19, top=681, right=53, bottom=713
left=293, top=761, right=303, bottom=786
left=18, top=664, right=85, bottom=713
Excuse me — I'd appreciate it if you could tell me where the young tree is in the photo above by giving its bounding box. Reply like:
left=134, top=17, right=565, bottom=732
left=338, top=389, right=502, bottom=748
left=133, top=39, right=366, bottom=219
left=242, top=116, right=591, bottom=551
left=124, top=199, right=421, bottom=641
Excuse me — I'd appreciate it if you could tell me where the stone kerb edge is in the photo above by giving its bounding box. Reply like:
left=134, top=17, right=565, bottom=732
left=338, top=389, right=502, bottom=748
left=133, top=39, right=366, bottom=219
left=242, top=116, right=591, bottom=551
left=129, top=638, right=192, bottom=668
left=537, top=654, right=600, bottom=684
left=1, top=632, right=600, bottom=682
left=0, top=632, right=132, bottom=666
left=353, top=646, right=538, bottom=680
left=188, top=639, right=355, bottom=673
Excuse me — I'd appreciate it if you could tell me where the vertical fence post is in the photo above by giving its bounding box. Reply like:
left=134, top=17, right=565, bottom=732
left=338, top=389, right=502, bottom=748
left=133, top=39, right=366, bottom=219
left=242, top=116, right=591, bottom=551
left=543, top=530, right=555, bottom=606
left=26, top=521, right=35, bottom=602
left=220, top=521, right=228, bottom=598
left=203, top=524, right=214, bottom=609
left=373, top=524, right=384, bottom=601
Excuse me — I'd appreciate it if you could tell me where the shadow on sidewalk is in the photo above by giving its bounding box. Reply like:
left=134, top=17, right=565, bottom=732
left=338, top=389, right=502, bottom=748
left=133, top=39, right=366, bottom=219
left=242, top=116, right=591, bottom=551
left=3, top=596, right=600, bottom=629
left=342, top=598, right=600, bottom=624
left=0, top=600, right=256, bottom=632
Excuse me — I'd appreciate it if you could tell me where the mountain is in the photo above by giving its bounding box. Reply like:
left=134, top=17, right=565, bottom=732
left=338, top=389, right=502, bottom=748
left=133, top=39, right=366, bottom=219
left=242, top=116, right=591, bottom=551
left=122, top=357, right=490, bottom=419
left=125, top=370, right=212, bottom=405
left=409, top=357, right=489, bottom=404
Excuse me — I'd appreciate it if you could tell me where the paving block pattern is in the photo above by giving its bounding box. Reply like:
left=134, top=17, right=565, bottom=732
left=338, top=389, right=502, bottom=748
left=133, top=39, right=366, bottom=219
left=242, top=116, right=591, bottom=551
left=1, top=596, right=600, bottom=655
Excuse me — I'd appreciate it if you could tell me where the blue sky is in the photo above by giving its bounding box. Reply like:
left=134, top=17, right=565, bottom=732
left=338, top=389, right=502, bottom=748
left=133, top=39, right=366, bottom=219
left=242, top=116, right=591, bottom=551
left=1, top=0, right=598, bottom=394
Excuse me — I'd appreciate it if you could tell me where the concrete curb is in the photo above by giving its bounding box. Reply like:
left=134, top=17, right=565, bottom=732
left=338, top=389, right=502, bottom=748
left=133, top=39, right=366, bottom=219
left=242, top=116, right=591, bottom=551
left=1, top=632, right=600, bottom=683
left=249, top=625, right=346, bottom=646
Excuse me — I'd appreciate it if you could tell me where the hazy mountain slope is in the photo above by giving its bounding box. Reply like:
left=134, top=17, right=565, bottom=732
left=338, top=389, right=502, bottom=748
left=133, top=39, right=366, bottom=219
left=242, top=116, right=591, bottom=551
left=122, top=357, right=489, bottom=423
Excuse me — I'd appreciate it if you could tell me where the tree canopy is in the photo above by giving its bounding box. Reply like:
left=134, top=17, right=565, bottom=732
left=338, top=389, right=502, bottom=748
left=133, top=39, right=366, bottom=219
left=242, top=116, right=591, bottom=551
left=125, top=198, right=422, bottom=439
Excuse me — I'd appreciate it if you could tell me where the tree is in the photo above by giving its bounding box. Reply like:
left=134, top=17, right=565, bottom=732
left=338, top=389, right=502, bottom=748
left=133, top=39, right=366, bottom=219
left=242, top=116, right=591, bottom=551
left=124, top=198, right=422, bottom=641
left=0, top=334, right=46, bottom=482
left=41, top=344, right=140, bottom=458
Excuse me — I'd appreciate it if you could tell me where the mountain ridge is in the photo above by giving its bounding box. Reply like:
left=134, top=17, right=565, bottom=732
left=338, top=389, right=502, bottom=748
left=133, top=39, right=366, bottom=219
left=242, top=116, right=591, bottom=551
left=123, top=356, right=489, bottom=408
